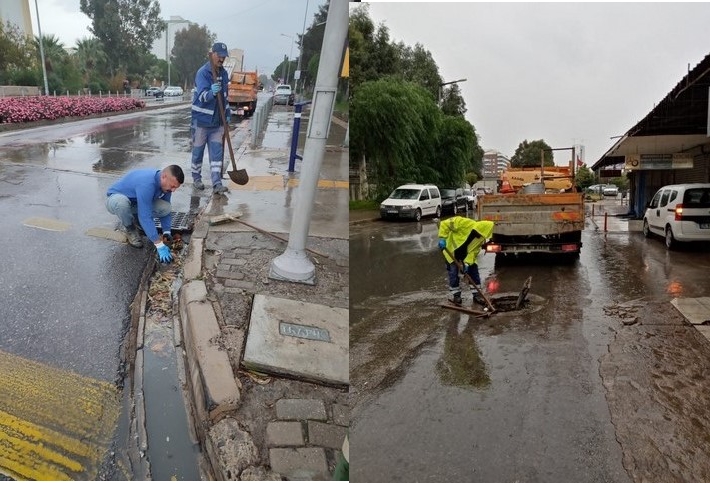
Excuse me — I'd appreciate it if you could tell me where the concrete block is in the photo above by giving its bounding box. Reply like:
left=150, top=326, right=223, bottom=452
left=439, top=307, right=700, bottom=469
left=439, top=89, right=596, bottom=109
left=184, top=300, right=240, bottom=418
left=671, top=297, right=710, bottom=325
left=269, top=447, right=328, bottom=481
left=276, top=399, right=327, bottom=421
left=266, top=421, right=305, bottom=446
left=179, top=280, right=208, bottom=306
left=331, top=404, right=349, bottom=427
left=307, top=421, right=347, bottom=449
left=183, top=238, right=203, bottom=281
left=206, top=418, right=258, bottom=480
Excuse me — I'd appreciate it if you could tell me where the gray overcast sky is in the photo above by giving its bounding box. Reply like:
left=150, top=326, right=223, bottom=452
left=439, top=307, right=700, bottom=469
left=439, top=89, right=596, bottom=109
left=29, top=0, right=326, bottom=76
left=362, top=1, right=710, bottom=165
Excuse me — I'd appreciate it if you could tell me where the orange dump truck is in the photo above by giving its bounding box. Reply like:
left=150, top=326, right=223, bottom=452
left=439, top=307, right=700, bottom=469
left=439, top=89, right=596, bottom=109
left=478, top=166, right=584, bottom=257
left=227, top=70, right=259, bottom=117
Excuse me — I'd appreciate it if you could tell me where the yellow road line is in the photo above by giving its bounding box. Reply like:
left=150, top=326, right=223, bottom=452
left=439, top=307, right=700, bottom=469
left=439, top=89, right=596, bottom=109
left=0, top=349, right=120, bottom=480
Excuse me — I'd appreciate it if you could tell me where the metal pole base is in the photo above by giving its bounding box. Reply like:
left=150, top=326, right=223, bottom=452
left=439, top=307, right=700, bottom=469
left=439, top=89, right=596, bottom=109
left=269, top=248, right=316, bottom=285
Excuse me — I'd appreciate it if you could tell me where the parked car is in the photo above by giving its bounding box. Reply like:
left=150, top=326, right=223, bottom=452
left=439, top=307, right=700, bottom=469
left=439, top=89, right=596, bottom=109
left=163, top=86, right=183, bottom=97
left=273, top=84, right=294, bottom=105
left=602, top=184, right=619, bottom=196
left=380, top=184, right=441, bottom=221
left=440, top=187, right=468, bottom=216
left=463, top=188, right=477, bottom=210
left=146, top=86, right=163, bottom=98
left=643, top=183, right=710, bottom=249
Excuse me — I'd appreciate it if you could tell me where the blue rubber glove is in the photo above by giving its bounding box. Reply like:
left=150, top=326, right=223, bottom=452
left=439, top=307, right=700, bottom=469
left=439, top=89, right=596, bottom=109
left=156, top=242, right=173, bottom=263
left=226, top=108, right=231, bottom=123
left=463, top=263, right=470, bottom=273
left=211, top=83, right=221, bottom=95
left=438, top=238, right=446, bottom=250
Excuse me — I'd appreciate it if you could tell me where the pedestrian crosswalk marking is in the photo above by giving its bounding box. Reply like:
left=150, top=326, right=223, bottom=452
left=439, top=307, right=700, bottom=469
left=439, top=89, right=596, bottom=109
left=0, top=349, right=120, bottom=480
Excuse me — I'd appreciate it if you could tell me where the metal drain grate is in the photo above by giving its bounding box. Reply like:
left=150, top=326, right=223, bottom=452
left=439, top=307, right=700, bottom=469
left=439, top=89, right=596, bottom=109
left=154, top=211, right=194, bottom=233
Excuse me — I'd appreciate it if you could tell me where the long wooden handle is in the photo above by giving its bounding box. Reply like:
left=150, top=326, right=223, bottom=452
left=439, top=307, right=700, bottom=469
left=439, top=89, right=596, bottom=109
left=211, top=61, right=237, bottom=171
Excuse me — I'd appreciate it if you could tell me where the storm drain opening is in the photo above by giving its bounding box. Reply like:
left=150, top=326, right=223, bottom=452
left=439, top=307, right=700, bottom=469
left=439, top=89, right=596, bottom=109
left=154, top=211, right=194, bottom=233
left=493, top=276, right=532, bottom=313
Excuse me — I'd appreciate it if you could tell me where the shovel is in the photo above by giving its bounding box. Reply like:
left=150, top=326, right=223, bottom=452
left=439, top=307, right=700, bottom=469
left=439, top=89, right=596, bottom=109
left=442, top=246, right=496, bottom=313
left=211, top=61, right=249, bottom=185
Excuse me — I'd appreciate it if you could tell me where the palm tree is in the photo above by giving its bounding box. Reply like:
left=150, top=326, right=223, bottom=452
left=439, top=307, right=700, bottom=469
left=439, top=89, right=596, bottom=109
left=32, top=34, right=67, bottom=74
left=73, top=37, right=107, bottom=86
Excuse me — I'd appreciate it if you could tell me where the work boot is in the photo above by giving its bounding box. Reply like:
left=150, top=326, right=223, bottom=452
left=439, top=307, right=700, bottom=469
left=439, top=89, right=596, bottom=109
left=449, top=292, right=462, bottom=306
left=193, top=180, right=205, bottom=190
left=472, top=292, right=486, bottom=306
left=213, top=184, right=229, bottom=194
left=124, top=225, right=144, bottom=248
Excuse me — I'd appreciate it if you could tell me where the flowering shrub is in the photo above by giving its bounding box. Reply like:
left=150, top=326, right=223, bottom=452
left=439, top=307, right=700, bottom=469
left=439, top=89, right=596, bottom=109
left=0, top=96, right=146, bottom=124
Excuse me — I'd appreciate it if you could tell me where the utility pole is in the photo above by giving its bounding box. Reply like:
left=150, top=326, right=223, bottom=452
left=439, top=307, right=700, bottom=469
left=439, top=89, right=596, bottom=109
left=270, top=0, right=348, bottom=284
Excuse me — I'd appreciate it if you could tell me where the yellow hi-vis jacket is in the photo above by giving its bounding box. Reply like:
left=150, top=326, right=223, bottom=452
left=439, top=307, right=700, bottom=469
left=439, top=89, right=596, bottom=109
left=438, top=217, right=495, bottom=265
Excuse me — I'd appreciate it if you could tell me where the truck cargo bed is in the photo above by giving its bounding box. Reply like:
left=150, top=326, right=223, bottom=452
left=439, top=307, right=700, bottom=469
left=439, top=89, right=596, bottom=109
left=478, top=193, right=584, bottom=236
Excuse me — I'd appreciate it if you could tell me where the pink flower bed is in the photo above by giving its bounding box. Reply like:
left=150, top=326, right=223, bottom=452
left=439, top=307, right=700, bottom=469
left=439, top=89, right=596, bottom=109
left=0, top=96, right=146, bottom=124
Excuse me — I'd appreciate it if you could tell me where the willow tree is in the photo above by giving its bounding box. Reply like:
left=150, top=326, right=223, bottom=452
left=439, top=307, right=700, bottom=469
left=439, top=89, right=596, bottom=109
left=351, top=78, right=441, bottom=199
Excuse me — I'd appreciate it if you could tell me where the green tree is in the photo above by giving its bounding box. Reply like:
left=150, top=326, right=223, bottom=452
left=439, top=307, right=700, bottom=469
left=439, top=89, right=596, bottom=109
left=0, top=20, right=37, bottom=85
left=172, top=24, right=213, bottom=88
left=440, top=82, right=466, bottom=117
left=33, top=35, right=67, bottom=75
left=348, top=4, right=398, bottom=97
left=351, top=78, right=441, bottom=199
left=80, top=0, right=165, bottom=75
left=435, top=115, right=480, bottom=186
left=298, top=0, right=329, bottom=93
left=392, top=42, right=442, bottom=101
left=510, top=139, right=554, bottom=168
left=73, top=37, right=107, bottom=87
left=574, top=164, right=596, bottom=190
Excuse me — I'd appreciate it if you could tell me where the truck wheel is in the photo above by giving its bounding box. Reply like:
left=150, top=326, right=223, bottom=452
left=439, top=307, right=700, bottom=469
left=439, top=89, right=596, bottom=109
left=435, top=206, right=441, bottom=218
left=415, top=209, right=422, bottom=222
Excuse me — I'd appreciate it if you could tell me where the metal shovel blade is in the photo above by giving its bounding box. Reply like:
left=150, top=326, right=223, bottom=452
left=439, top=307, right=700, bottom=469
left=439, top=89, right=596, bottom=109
left=228, top=169, right=249, bottom=185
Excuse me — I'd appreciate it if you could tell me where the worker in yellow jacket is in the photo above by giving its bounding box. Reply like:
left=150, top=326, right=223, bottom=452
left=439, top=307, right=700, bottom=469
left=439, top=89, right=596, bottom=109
left=437, top=216, right=495, bottom=305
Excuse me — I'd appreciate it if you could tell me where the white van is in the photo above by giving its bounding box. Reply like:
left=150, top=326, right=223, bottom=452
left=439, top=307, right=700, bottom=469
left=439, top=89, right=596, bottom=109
left=380, top=184, right=441, bottom=221
left=643, top=183, right=710, bottom=249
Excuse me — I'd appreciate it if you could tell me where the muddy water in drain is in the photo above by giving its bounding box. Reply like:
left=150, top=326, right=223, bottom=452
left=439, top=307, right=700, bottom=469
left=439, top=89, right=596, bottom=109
left=143, top=325, right=201, bottom=480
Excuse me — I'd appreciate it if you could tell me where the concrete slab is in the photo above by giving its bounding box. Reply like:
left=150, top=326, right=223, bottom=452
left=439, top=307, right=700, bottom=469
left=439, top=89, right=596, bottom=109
left=243, top=294, right=348, bottom=386
left=694, top=325, right=710, bottom=342
left=671, top=297, right=710, bottom=325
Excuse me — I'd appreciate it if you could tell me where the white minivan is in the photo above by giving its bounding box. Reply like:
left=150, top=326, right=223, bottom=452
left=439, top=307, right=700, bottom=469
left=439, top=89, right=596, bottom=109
left=380, top=184, right=441, bottom=221
left=643, top=183, right=710, bottom=249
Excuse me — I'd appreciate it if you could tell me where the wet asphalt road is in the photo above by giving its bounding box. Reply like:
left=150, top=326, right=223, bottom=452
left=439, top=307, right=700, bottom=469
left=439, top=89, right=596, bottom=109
left=349, top=209, right=710, bottom=482
left=0, top=100, right=204, bottom=479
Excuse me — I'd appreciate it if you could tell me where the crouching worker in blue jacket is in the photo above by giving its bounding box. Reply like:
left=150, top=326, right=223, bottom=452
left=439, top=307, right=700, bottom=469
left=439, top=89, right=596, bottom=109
left=106, top=164, right=184, bottom=263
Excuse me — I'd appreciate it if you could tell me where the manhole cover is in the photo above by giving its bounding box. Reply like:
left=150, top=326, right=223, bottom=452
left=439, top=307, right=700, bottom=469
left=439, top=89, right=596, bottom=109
left=154, top=211, right=194, bottom=233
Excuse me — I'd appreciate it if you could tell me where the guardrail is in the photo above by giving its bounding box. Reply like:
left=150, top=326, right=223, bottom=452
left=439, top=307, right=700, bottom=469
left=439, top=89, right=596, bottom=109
left=250, top=95, right=273, bottom=147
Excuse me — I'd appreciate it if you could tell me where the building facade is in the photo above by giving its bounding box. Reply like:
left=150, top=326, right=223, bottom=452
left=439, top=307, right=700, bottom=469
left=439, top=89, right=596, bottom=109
left=482, top=150, right=511, bottom=179
left=0, top=0, right=33, bottom=38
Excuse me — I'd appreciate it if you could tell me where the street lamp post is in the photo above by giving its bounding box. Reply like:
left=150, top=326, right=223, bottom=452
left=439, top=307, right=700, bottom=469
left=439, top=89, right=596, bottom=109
left=295, top=0, right=309, bottom=99
left=33, top=0, right=49, bottom=95
left=438, top=78, right=467, bottom=105
left=280, top=33, right=295, bottom=85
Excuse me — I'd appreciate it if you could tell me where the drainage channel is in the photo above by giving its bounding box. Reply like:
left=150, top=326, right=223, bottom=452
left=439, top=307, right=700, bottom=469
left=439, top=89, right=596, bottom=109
left=142, top=327, right=201, bottom=480
left=138, top=250, right=202, bottom=480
